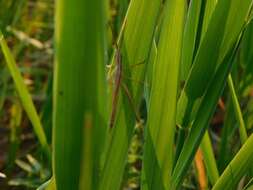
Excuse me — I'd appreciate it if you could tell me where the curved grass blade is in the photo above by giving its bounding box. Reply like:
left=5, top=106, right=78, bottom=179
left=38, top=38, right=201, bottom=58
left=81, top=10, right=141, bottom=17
left=212, top=134, right=253, bottom=190
left=0, top=31, right=50, bottom=160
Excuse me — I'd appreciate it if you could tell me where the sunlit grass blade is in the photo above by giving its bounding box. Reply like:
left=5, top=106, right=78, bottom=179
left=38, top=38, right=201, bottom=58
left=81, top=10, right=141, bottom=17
left=0, top=31, right=50, bottom=160
left=180, top=0, right=202, bottom=81
left=141, top=1, right=186, bottom=189
left=144, top=40, right=157, bottom=105
left=171, top=30, right=243, bottom=190
left=212, top=134, right=253, bottom=190
left=99, top=0, right=162, bottom=189
left=176, top=0, right=253, bottom=162
left=53, top=0, right=107, bottom=189
left=200, top=132, right=219, bottom=185
left=176, top=0, right=232, bottom=155
left=227, top=74, right=248, bottom=143
left=220, top=1, right=253, bottom=60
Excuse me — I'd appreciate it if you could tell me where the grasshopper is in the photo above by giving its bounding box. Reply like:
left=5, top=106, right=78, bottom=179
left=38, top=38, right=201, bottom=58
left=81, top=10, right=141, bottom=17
left=108, top=44, right=142, bottom=128
left=109, top=44, right=123, bottom=128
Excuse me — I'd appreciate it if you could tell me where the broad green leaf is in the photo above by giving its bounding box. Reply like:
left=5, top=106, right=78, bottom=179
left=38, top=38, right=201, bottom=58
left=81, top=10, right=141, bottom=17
left=0, top=31, right=50, bottom=159
left=53, top=0, right=107, bottom=189
left=99, top=0, right=162, bottom=189
left=141, top=1, right=186, bottom=190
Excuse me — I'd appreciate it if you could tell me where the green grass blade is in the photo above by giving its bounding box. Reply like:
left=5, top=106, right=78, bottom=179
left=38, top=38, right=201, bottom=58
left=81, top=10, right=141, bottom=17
left=175, top=0, right=232, bottom=162
left=176, top=0, right=232, bottom=129
left=141, top=1, right=186, bottom=190
left=220, top=1, right=253, bottom=60
left=176, top=0, right=253, bottom=161
left=0, top=31, right=50, bottom=160
left=99, top=1, right=162, bottom=189
left=201, top=0, right=217, bottom=38
left=227, top=74, right=248, bottom=143
left=171, top=31, right=243, bottom=190
left=217, top=97, right=236, bottom=171
left=53, top=0, right=107, bottom=189
left=212, top=134, right=253, bottom=190
left=144, top=40, right=157, bottom=105
left=200, top=132, right=219, bottom=185
left=180, top=0, right=202, bottom=81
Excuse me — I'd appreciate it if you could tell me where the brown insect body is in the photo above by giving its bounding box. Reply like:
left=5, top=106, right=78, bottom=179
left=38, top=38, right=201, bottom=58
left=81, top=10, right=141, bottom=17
left=109, top=45, right=142, bottom=128
left=109, top=47, right=123, bottom=128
